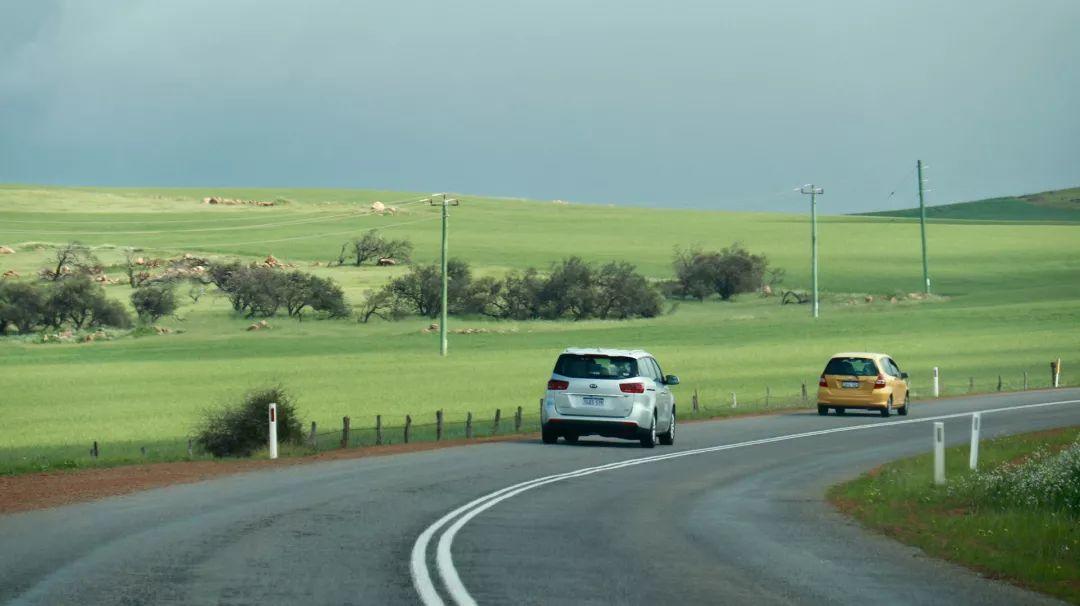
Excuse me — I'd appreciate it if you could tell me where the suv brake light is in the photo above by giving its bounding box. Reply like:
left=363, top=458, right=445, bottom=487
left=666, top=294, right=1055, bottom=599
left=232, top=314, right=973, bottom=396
left=818, top=376, right=828, bottom=388
left=620, top=382, right=645, bottom=394
left=873, top=374, right=887, bottom=389
left=547, top=379, right=569, bottom=390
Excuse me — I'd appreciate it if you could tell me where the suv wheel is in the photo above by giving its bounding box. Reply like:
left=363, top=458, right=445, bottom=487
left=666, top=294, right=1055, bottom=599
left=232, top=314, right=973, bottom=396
left=658, top=413, right=675, bottom=445
left=640, top=416, right=657, bottom=449
left=898, top=393, right=909, bottom=416
left=817, top=405, right=828, bottom=416
left=541, top=427, right=558, bottom=444
left=880, top=397, right=893, bottom=418
left=563, top=434, right=579, bottom=444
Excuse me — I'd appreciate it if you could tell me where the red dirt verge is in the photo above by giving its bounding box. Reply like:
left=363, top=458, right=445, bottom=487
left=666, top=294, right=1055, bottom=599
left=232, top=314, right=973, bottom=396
left=0, top=434, right=534, bottom=515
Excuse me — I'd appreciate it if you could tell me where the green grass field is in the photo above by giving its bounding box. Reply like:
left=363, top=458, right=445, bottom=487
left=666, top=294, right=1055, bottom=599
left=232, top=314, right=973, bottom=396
left=863, top=186, right=1080, bottom=223
left=829, top=427, right=1080, bottom=603
left=1, top=185, right=1078, bottom=473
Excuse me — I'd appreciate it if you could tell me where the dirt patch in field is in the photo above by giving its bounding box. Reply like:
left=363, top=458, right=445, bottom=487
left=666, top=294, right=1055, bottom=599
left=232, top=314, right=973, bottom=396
left=0, top=433, right=535, bottom=515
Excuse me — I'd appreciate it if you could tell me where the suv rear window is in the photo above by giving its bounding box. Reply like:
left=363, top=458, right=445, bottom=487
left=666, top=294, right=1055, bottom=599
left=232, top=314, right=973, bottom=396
left=554, top=354, right=638, bottom=379
left=824, top=357, right=879, bottom=376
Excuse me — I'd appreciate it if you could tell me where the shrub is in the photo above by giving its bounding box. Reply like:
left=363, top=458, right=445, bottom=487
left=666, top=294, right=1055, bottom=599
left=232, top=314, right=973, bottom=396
left=194, top=387, right=303, bottom=457
left=131, top=284, right=178, bottom=323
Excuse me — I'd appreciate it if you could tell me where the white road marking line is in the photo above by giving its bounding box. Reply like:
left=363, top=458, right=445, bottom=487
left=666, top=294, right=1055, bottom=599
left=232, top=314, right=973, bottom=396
left=412, top=398, right=1080, bottom=606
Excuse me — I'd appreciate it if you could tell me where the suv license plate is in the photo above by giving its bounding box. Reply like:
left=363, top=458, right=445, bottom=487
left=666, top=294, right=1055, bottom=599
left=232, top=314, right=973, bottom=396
left=582, top=396, right=604, bottom=407
left=842, top=381, right=860, bottom=389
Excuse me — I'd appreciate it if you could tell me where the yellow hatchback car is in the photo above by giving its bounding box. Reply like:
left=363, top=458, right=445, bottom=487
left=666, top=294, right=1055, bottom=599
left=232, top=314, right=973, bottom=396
left=817, top=352, right=910, bottom=417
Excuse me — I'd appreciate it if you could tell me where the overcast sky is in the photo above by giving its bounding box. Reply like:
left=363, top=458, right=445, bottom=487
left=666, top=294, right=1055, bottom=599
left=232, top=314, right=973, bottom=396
left=2, top=0, right=1078, bottom=213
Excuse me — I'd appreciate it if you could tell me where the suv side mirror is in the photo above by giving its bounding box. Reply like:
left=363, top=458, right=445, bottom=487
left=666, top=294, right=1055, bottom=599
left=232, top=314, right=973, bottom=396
left=900, top=372, right=909, bottom=380
left=665, top=375, right=680, bottom=386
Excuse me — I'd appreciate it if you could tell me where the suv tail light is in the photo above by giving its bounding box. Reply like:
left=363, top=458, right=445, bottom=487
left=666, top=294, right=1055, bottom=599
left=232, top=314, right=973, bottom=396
left=873, top=374, right=887, bottom=389
left=547, top=379, right=569, bottom=390
left=620, top=382, right=645, bottom=394
left=818, top=376, right=828, bottom=388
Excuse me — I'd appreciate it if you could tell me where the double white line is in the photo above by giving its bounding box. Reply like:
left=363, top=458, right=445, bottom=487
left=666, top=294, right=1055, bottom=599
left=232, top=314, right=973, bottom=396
left=411, top=398, right=1080, bottom=606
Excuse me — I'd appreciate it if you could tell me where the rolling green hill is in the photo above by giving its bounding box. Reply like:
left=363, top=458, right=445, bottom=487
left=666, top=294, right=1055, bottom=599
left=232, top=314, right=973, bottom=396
left=0, top=184, right=1077, bottom=473
left=860, top=186, right=1080, bottom=222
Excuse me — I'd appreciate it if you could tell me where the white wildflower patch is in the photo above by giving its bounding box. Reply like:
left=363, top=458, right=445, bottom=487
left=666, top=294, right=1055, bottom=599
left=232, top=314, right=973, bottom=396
left=948, top=436, right=1080, bottom=515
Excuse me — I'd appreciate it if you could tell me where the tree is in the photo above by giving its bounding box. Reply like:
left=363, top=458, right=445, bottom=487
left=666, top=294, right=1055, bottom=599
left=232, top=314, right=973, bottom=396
left=90, top=297, right=133, bottom=329
left=358, top=287, right=400, bottom=323
left=492, top=268, right=544, bottom=320
left=344, top=230, right=414, bottom=266
left=596, top=261, right=663, bottom=319
left=44, top=277, right=131, bottom=329
left=387, top=263, right=441, bottom=317
left=671, top=244, right=771, bottom=301
left=711, top=244, right=768, bottom=300
left=539, top=257, right=598, bottom=320
left=48, top=242, right=99, bottom=281
left=131, top=285, right=178, bottom=323
left=0, top=281, right=47, bottom=333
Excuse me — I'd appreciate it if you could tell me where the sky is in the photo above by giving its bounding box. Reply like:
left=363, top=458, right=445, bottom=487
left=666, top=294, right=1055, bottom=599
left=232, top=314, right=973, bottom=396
left=1, top=0, right=1078, bottom=213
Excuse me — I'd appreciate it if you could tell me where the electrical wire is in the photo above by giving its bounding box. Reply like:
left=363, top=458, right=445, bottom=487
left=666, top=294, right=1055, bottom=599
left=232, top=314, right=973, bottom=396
left=163, top=214, right=442, bottom=251
left=0, top=196, right=430, bottom=235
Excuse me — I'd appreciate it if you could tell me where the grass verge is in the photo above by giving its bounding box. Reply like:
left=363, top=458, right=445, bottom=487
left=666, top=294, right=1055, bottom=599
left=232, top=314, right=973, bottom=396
left=828, top=426, right=1080, bottom=604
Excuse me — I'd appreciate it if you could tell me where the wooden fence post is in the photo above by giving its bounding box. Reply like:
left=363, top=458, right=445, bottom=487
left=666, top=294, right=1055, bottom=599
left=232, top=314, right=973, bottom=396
left=341, top=416, right=351, bottom=449
left=309, top=421, right=318, bottom=449
left=493, top=408, right=501, bottom=435
left=765, top=386, right=771, bottom=407
left=466, top=412, right=473, bottom=439
left=996, top=375, right=1002, bottom=392
left=404, top=415, right=412, bottom=444
left=436, top=410, right=444, bottom=441
left=514, top=406, right=522, bottom=433
left=692, top=389, right=699, bottom=412
left=800, top=382, right=807, bottom=404
left=375, top=415, right=383, bottom=446
left=140, top=446, right=146, bottom=457
left=91, top=441, right=99, bottom=459
left=1023, top=371, right=1028, bottom=390
left=969, top=377, right=974, bottom=393
left=187, top=438, right=193, bottom=458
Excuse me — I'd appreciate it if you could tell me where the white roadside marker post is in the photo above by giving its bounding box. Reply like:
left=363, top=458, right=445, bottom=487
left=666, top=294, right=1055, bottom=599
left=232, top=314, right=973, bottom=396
left=731, top=392, right=737, bottom=409
left=933, top=422, right=945, bottom=485
left=269, top=403, right=279, bottom=460
left=932, top=367, right=940, bottom=398
left=969, top=413, right=981, bottom=471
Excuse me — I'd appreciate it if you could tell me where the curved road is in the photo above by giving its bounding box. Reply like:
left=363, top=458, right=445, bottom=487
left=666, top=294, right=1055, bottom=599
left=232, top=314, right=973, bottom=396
left=2, top=389, right=1078, bottom=605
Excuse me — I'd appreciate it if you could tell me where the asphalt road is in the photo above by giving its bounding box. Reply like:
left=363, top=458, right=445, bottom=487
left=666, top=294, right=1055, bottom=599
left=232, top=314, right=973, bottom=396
left=2, top=389, right=1078, bottom=606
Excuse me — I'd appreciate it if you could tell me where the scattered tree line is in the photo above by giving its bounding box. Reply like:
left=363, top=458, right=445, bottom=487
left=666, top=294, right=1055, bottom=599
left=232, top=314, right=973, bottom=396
left=207, top=261, right=349, bottom=319
left=0, top=277, right=131, bottom=334
left=359, top=256, right=664, bottom=322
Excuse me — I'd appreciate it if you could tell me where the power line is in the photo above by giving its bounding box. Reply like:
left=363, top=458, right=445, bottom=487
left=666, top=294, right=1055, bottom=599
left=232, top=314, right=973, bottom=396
left=160, top=214, right=442, bottom=251
left=0, top=208, right=350, bottom=225
left=0, top=196, right=430, bottom=235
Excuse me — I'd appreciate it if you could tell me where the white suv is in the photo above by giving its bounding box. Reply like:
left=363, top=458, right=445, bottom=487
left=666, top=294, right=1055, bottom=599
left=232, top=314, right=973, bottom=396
left=541, top=348, right=679, bottom=448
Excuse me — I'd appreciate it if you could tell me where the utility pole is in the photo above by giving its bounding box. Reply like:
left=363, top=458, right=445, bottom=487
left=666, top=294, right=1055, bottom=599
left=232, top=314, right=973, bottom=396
left=800, top=184, right=823, bottom=318
left=917, top=160, right=930, bottom=293
left=423, top=193, right=459, bottom=356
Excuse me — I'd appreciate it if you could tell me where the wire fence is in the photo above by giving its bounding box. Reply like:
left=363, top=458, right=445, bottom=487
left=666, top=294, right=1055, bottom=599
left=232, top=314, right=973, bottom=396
left=2, top=362, right=1071, bottom=475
